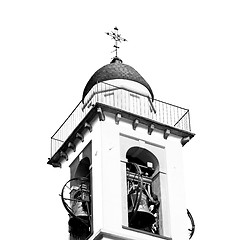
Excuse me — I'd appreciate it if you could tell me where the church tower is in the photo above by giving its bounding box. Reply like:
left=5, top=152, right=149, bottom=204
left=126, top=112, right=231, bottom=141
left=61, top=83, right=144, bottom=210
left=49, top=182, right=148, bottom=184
left=48, top=28, right=195, bottom=240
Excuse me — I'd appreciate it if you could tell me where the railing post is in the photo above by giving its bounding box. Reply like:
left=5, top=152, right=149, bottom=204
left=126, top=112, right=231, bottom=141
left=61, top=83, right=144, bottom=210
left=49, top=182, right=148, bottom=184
left=51, top=138, right=52, bottom=158
left=97, top=81, right=99, bottom=103
left=188, top=111, right=191, bottom=132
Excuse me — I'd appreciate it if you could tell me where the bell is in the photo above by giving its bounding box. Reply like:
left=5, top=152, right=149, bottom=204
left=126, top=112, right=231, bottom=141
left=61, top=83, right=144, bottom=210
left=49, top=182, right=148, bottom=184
left=68, top=217, right=90, bottom=238
left=128, top=191, right=155, bottom=228
left=72, top=200, right=88, bottom=217
left=70, top=188, right=89, bottom=217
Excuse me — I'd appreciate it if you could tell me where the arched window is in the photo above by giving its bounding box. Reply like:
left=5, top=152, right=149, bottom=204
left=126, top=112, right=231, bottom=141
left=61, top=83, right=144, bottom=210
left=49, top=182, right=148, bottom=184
left=120, top=134, right=170, bottom=237
left=67, top=143, right=93, bottom=240
left=125, top=147, right=163, bottom=235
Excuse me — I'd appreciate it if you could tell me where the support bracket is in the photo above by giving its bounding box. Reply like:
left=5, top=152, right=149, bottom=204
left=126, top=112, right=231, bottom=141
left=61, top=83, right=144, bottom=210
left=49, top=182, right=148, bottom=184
left=115, top=113, right=122, bottom=125
left=132, top=119, right=139, bottom=130
left=181, top=136, right=190, bottom=146
left=84, top=122, right=92, bottom=132
left=60, top=151, right=68, bottom=161
left=97, top=107, right=105, bottom=121
left=76, top=133, right=84, bottom=142
left=148, top=124, right=154, bottom=135
left=68, top=142, right=76, bottom=152
left=164, top=129, right=171, bottom=139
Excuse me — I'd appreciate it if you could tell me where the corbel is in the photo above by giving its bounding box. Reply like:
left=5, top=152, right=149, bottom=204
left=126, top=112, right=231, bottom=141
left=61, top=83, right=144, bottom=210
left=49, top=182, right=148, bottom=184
left=97, top=107, right=105, bottom=121
left=68, top=142, right=76, bottom=152
left=115, top=113, right=122, bottom=125
left=148, top=124, right=155, bottom=135
left=60, top=151, right=68, bottom=161
left=84, top=122, right=92, bottom=132
left=164, top=129, right=171, bottom=139
left=181, top=136, right=190, bottom=146
left=76, top=133, right=84, bottom=142
left=132, top=119, right=139, bottom=130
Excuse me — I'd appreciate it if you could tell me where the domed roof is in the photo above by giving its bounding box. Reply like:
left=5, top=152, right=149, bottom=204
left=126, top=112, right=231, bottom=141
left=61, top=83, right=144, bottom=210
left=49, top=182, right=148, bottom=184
left=82, top=57, right=154, bottom=101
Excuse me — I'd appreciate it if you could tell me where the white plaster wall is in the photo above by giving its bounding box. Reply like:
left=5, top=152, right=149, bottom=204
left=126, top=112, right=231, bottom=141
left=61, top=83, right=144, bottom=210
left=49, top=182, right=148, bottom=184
left=91, top=118, right=104, bottom=232
left=100, top=116, right=123, bottom=231
left=104, top=112, right=189, bottom=240
left=59, top=111, right=189, bottom=240
left=165, top=136, right=189, bottom=240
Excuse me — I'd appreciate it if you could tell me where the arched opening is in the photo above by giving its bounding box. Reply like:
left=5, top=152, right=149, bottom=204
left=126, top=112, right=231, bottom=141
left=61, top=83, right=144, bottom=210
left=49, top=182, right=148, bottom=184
left=67, top=145, right=93, bottom=240
left=74, top=157, right=91, bottom=178
left=125, top=147, right=163, bottom=235
left=126, top=147, right=159, bottom=175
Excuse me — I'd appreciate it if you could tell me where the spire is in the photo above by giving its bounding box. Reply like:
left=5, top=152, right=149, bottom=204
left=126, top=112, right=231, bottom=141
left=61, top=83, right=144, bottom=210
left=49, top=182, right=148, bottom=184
left=106, top=27, right=127, bottom=59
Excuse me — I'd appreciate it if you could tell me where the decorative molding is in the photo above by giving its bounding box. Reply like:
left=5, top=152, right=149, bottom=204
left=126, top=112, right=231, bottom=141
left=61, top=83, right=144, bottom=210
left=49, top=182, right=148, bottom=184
left=132, top=119, right=139, bottom=130
left=48, top=103, right=195, bottom=165
left=48, top=159, right=61, bottom=168
left=164, top=129, right=171, bottom=139
left=181, top=136, right=190, bottom=146
left=115, top=113, right=122, bottom=125
left=97, top=107, right=105, bottom=121
left=67, top=142, right=76, bottom=152
left=84, top=122, right=92, bottom=132
left=60, top=151, right=68, bottom=161
left=91, top=227, right=172, bottom=240
left=76, top=133, right=84, bottom=142
left=148, top=123, right=155, bottom=135
left=122, top=226, right=172, bottom=240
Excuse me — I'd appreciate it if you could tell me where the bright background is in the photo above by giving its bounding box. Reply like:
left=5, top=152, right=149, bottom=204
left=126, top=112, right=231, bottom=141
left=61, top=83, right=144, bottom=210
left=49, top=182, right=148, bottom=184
left=1, top=1, right=240, bottom=240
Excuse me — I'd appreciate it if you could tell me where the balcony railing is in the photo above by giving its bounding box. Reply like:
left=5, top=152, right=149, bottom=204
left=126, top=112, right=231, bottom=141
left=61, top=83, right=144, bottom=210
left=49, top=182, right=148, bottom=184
left=51, top=82, right=191, bottom=157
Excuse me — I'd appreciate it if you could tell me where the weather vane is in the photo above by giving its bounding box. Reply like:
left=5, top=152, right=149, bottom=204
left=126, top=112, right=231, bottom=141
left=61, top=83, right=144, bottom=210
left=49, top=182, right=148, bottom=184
left=106, top=27, right=127, bottom=58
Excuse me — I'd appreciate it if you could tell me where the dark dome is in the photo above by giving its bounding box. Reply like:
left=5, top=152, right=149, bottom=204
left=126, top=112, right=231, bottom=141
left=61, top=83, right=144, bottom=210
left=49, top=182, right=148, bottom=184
left=82, top=57, right=154, bottom=101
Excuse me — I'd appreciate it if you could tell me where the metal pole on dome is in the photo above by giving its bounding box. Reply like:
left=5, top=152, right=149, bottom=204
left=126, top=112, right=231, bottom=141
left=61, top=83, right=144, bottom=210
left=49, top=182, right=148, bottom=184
left=106, top=27, right=127, bottom=60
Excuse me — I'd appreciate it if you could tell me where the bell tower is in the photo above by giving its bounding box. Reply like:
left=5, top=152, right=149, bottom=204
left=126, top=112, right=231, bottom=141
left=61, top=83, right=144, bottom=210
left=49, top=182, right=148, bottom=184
left=48, top=28, right=195, bottom=240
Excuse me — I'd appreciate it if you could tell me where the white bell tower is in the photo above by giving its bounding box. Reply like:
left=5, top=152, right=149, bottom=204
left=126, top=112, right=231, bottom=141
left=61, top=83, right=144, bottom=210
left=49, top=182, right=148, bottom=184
left=48, top=29, right=195, bottom=240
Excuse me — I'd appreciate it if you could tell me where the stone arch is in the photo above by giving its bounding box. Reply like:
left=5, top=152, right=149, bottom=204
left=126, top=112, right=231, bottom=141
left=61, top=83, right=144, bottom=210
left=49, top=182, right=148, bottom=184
left=74, top=157, right=91, bottom=179
left=126, top=146, right=159, bottom=176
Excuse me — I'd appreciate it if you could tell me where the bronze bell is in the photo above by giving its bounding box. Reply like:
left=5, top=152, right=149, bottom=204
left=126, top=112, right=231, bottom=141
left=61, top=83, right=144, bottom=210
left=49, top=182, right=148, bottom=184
left=68, top=217, right=90, bottom=238
left=70, top=186, right=89, bottom=217
left=128, top=191, right=155, bottom=228
left=72, top=200, right=88, bottom=217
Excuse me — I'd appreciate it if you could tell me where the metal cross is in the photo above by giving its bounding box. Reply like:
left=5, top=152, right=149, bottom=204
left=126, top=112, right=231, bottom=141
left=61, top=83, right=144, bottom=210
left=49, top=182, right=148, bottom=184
left=106, top=27, right=127, bottom=58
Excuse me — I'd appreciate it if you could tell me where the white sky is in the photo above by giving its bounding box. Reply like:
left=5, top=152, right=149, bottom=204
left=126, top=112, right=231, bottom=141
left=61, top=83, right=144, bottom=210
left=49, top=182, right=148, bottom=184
left=1, top=1, right=240, bottom=240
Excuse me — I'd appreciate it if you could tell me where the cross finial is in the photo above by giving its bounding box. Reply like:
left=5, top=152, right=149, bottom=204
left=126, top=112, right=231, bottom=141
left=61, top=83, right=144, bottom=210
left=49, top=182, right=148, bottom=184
left=106, top=27, right=127, bottom=58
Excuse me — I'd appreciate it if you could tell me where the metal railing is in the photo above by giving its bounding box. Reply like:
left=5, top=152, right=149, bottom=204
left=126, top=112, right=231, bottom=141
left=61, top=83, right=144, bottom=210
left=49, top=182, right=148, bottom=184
left=51, top=82, right=191, bottom=157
